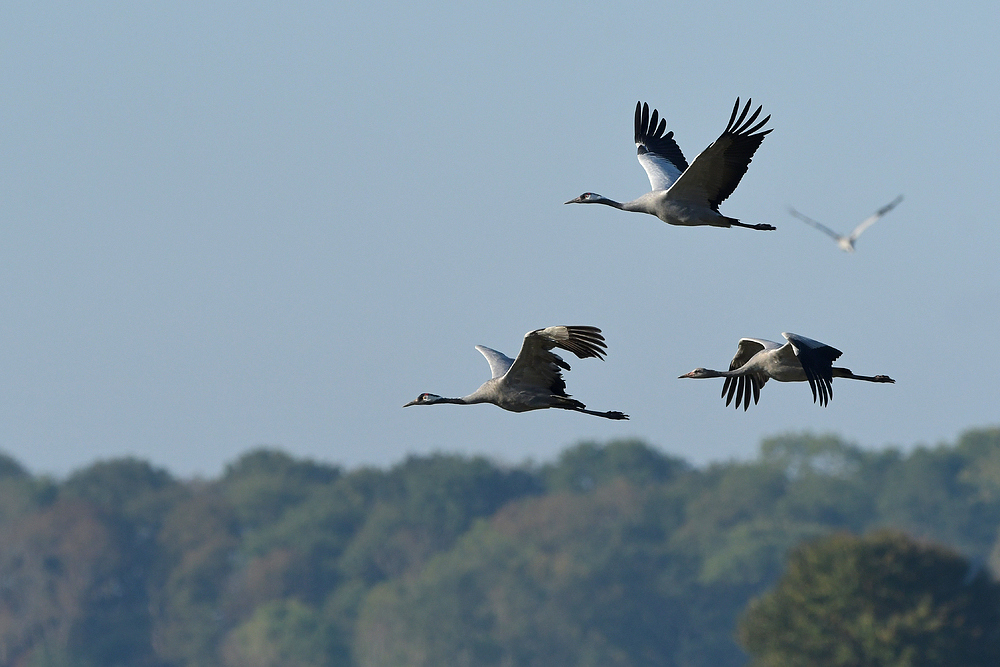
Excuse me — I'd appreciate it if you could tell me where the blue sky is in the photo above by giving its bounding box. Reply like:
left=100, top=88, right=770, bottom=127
left=2, top=2, right=998, bottom=477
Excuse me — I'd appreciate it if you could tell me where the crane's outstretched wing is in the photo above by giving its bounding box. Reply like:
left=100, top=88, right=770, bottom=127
left=504, top=326, right=607, bottom=396
left=783, top=332, right=842, bottom=406
left=475, top=345, right=515, bottom=380
left=666, top=98, right=772, bottom=210
left=634, top=101, right=689, bottom=192
left=723, top=337, right=779, bottom=409
left=848, top=194, right=903, bottom=242
left=788, top=207, right=844, bottom=241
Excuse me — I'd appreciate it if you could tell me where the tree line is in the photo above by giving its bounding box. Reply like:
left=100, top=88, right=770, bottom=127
left=0, top=427, right=999, bottom=666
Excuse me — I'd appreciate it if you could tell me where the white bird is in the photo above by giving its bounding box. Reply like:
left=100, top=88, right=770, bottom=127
left=678, top=332, right=894, bottom=410
left=404, top=326, right=629, bottom=420
left=789, top=195, right=903, bottom=252
left=566, top=98, right=775, bottom=231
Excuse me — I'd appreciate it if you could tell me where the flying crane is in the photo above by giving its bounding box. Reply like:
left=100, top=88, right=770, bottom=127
left=789, top=195, right=903, bottom=252
left=566, top=98, right=775, bottom=231
left=678, top=332, right=894, bottom=409
left=404, top=326, right=629, bottom=420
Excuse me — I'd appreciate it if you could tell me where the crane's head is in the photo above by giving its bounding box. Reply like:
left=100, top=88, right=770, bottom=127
left=403, top=393, right=443, bottom=407
left=565, top=192, right=606, bottom=204
left=678, top=368, right=716, bottom=379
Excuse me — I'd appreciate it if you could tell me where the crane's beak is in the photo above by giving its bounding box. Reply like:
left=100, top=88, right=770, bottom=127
left=564, top=196, right=581, bottom=204
left=403, top=399, right=418, bottom=407
left=678, top=371, right=693, bottom=379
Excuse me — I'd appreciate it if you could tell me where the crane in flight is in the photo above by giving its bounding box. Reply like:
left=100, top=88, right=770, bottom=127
left=789, top=195, right=903, bottom=252
left=566, top=98, right=775, bottom=231
left=404, top=326, right=629, bottom=420
left=678, top=332, right=894, bottom=410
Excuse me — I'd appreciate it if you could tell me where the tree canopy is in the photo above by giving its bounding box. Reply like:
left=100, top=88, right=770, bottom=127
left=739, top=529, right=1000, bottom=666
left=0, top=428, right=997, bottom=665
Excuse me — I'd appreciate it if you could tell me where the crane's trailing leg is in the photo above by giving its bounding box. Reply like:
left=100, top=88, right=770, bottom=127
left=553, top=395, right=629, bottom=420
left=727, top=218, right=776, bottom=231
left=574, top=408, right=629, bottom=420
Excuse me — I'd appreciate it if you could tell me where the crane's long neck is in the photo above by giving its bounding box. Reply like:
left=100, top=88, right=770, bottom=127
left=679, top=367, right=745, bottom=381
left=436, top=396, right=472, bottom=405
left=620, top=198, right=656, bottom=214
left=568, top=193, right=658, bottom=215
left=589, top=197, right=626, bottom=210
left=701, top=368, right=742, bottom=378
left=595, top=196, right=655, bottom=215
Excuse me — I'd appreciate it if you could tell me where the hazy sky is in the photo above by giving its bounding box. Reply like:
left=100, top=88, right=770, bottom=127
left=2, top=2, right=998, bottom=478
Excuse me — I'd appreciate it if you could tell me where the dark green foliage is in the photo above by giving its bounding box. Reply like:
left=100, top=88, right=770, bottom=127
left=221, top=448, right=341, bottom=530
left=0, top=451, right=29, bottom=480
left=339, top=453, right=541, bottom=584
left=739, top=530, right=1000, bottom=666
left=220, top=600, right=350, bottom=667
left=149, top=489, right=241, bottom=667
left=0, top=500, right=150, bottom=667
left=0, top=428, right=999, bottom=666
left=355, top=481, right=705, bottom=667
left=544, top=439, right=688, bottom=492
left=876, top=443, right=1000, bottom=554
left=61, top=457, right=174, bottom=508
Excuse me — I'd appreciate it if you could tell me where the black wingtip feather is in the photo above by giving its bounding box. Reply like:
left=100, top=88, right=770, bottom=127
left=733, top=99, right=752, bottom=131
left=559, top=326, right=609, bottom=361
left=726, top=98, right=741, bottom=131
left=633, top=101, right=691, bottom=173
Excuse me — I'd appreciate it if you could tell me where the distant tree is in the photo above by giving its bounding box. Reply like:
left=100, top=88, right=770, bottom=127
left=0, top=450, right=55, bottom=529
left=544, top=439, right=687, bottom=493
left=760, top=433, right=868, bottom=477
left=739, top=529, right=1000, bottom=667
left=875, top=444, right=1000, bottom=554
left=353, top=479, right=736, bottom=667
left=669, top=461, right=790, bottom=586
left=60, top=457, right=181, bottom=545
left=339, top=454, right=539, bottom=584
left=955, top=427, right=1000, bottom=501
left=149, top=489, right=241, bottom=667
left=0, top=451, right=29, bottom=480
left=0, top=500, right=152, bottom=666
left=220, top=448, right=341, bottom=531
left=0, top=432, right=998, bottom=667
left=689, top=435, right=882, bottom=586
left=61, top=457, right=174, bottom=509
left=220, top=600, right=349, bottom=667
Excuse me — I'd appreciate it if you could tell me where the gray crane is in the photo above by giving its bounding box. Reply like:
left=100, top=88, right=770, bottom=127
left=566, top=98, right=775, bottom=231
left=404, top=325, right=628, bottom=420
left=789, top=195, right=903, bottom=252
left=678, top=332, right=894, bottom=410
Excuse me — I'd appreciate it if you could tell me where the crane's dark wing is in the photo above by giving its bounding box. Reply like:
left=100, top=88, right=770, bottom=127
left=722, top=338, right=775, bottom=409
left=666, top=98, right=772, bottom=210
left=783, top=332, right=842, bottom=406
left=635, top=101, right=689, bottom=192
left=504, top=326, right=607, bottom=396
